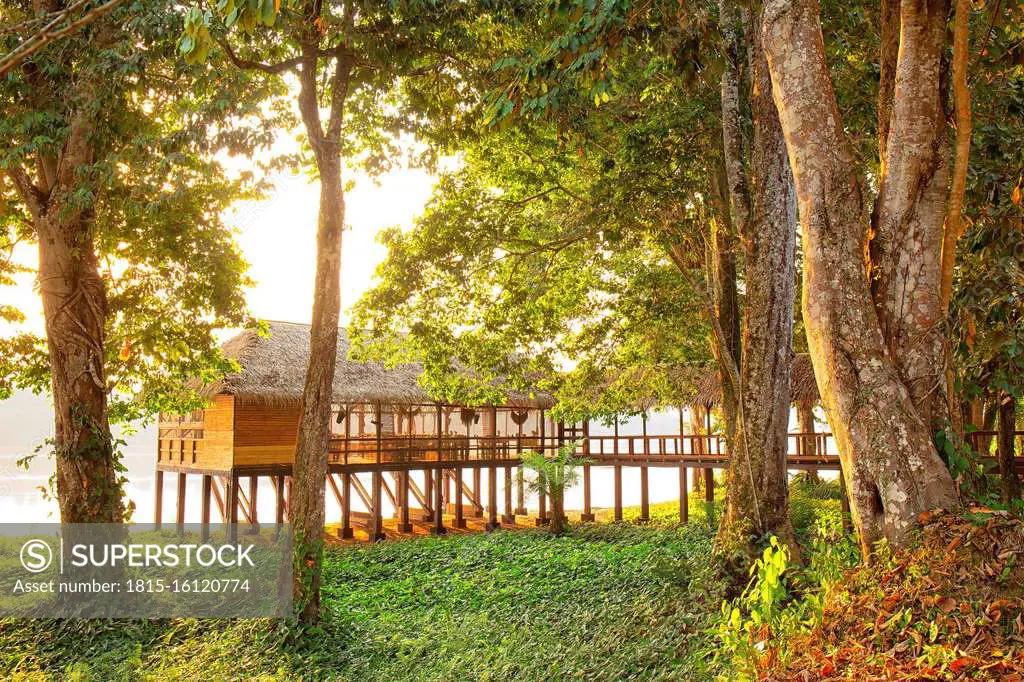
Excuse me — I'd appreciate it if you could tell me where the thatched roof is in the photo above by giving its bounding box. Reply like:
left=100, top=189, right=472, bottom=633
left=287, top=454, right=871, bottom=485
left=203, top=321, right=553, bottom=408
left=684, top=353, right=820, bottom=408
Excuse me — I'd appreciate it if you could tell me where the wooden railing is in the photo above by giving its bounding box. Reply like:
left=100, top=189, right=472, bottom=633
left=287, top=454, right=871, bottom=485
left=325, top=429, right=1024, bottom=471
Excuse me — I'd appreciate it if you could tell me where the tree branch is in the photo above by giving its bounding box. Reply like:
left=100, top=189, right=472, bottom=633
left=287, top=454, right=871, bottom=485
left=0, top=0, right=126, bottom=77
left=5, top=166, right=46, bottom=221
left=941, top=0, right=973, bottom=312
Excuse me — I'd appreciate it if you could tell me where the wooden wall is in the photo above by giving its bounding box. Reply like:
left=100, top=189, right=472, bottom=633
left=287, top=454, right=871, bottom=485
left=157, top=394, right=234, bottom=471
left=233, top=401, right=301, bottom=466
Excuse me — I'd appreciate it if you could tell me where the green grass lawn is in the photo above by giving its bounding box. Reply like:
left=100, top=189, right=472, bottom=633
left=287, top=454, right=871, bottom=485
left=0, top=486, right=840, bottom=681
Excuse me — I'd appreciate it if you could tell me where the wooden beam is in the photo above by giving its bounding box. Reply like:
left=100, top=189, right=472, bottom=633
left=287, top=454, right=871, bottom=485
left=211, top=476, right=226, bottom=521
left=226, top=472, right=239, bottom=543
left=274, top=474, right=285, bottom=528
left=176, top=472, right=187, bottom=533
left=679, top=466, right=688, bottom=524
left=640, top=466, right=649, bottom=522
left=432, top=466, right=446, bottom=535
left=397, top=470, right=412, bottom=532
left=614, top=464, right=623, bottom=522
left=154, top=468, right=164, bottom=529
left=371, top=471, right=385, bottom=541
left=201, top=474, right=212, bottom=542
left=248, top=475, right=259, bottom=530
left=502, top=465, right=515, bottom=524
left=486, top=465, right=499, bottom=531
left=340, top=472, right=353, bottom=539
left=454, top=466, right=466, bottom=528
left=581, top=419, right=594, bottom=522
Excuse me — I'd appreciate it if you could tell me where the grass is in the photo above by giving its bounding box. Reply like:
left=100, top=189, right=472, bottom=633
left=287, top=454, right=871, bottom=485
left=0, top=487, right=841, bottom=681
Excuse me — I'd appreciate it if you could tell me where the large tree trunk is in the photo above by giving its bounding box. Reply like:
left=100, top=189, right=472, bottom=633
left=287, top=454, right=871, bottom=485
left=291, top=155, right=344, bottom=622
left=718, top=8, right=798, bottom=547
left=761, top=0, right=958, bottom=554
left=37, top=211, right=123, bottom=523
left=290, top=38, right=351, bottom=622
left=997, top=393, right=1020, bottom=503
left=870, top=0, right=951, bottom=428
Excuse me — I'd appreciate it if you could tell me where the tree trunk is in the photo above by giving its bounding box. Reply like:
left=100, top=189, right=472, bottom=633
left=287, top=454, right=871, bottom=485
left=870, top=0, right=951, bottom=429
left=291, top=153, right=344, bottom=622
left=997, top=393, right=1020, bottom=503
left=761, top=0, right=958, bottom=554
left=797, top=402, right=820, bottom=482
left=549, top=487, right=565, bottom=535
left=718, top=9, right=798, bottom=548
left=37, top=211, right=124, bottom=523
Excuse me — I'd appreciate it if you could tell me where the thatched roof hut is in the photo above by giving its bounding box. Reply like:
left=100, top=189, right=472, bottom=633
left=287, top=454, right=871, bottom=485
left=682, top=353, right=820, bottom=408
left=203, top=321, right=553, bottom=408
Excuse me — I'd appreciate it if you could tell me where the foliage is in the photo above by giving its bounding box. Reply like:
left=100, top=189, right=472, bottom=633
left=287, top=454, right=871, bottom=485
left=0, top=523, right=728, bottom=680
left=521, top=437, right=586, bottom=532
left=0, top=0, right=280, bottom=422
left=764, top=510, right=1024, bottom=680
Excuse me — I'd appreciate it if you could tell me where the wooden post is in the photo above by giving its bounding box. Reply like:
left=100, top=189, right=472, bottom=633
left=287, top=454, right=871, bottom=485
left=639, top=467, right=650, bottom=522
left=154, top=468, right=164, bottom=529
left=372, top=403, right=385, bottom=541
left=679, top=467, right=688, bottom=524
left=640, top=413, right=649, bottom=521
left=432, top=465, right=446, bottom=535
left=398, top=470, right=412, bottom=532
left=502, top=466, right=515, bottom=524
left=424, top=468, right=434, bottom=522
left=247, top=475, right=259, bottom=533
left=176, top=472, right=187, bottom=533
left=200, top=474, right=212, bottom=542
left=471, top=467, right=483, bottom=518
left=581, top=419, right=594, bottom=521
left=614, top=464, right=623, bottom=522
left=454, top=466, right=466, bottom=528
left=226, top=472, right=239, bottom=543
left=705, top=408, right=715, bottom=502
left=486, top=464, right=499, bottom=530
left=515, top=417, right=526, bottom=515
left=340, top=472, right=353, bottom=538
left=285, top=475, right=293, bottom=522
left=273, top=474, right=284, bottom=525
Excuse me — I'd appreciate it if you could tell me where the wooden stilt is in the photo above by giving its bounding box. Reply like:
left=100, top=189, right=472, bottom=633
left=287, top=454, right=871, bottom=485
left=274, top=474, right=285, bottom=527
left=640, top=466, right=650, bottom=522
left=340, top=472, right=354, bottom=538
left=486, top=465, right=499, bottom=530
left=454, top=466, right=466, bottom=528
left=226, top=472, right=239, bottom=543
left=614, top=465, right=623, bottom=521
left=201, top=474, right=212, bottom=541
left=705, top=467, right=715, bottom=502
left=154, top=468, right=164, bottom=529
left=371, top=471, right=385, bottom=541
left=502, top=466, right=515, bottom=524
left=176, top=472, right=187, bottom=533
left=398, top=470, right=412, bottom=532
left=247, top=475, right=259, bottom=533
left=679, top=467, right=688, bottom=524
left=424, top=468, right=434, bottom=521
left=471, top=467, right=483, bottom=518
left=432, top=466, right=446, bottom=535
left=580, top=419, right=594, bottom=521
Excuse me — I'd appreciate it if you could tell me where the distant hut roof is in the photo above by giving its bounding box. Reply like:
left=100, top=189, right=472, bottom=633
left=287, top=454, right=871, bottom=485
left=684, top=354, right=819, bottom=408
left=203, top=321, right=553, bottom=408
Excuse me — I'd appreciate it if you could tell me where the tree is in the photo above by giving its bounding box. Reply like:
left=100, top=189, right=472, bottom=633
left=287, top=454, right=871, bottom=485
left=760, top=0, right=961, bottom=552
left=521, top=438, right=585, bottom=535
left=191, top=0, right=531, bottom=622
left=1, top=0, right=270, bottom=522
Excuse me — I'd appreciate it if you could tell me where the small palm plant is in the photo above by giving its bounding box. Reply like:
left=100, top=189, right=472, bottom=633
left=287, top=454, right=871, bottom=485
left=521, top=438, right=586, bottom=535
